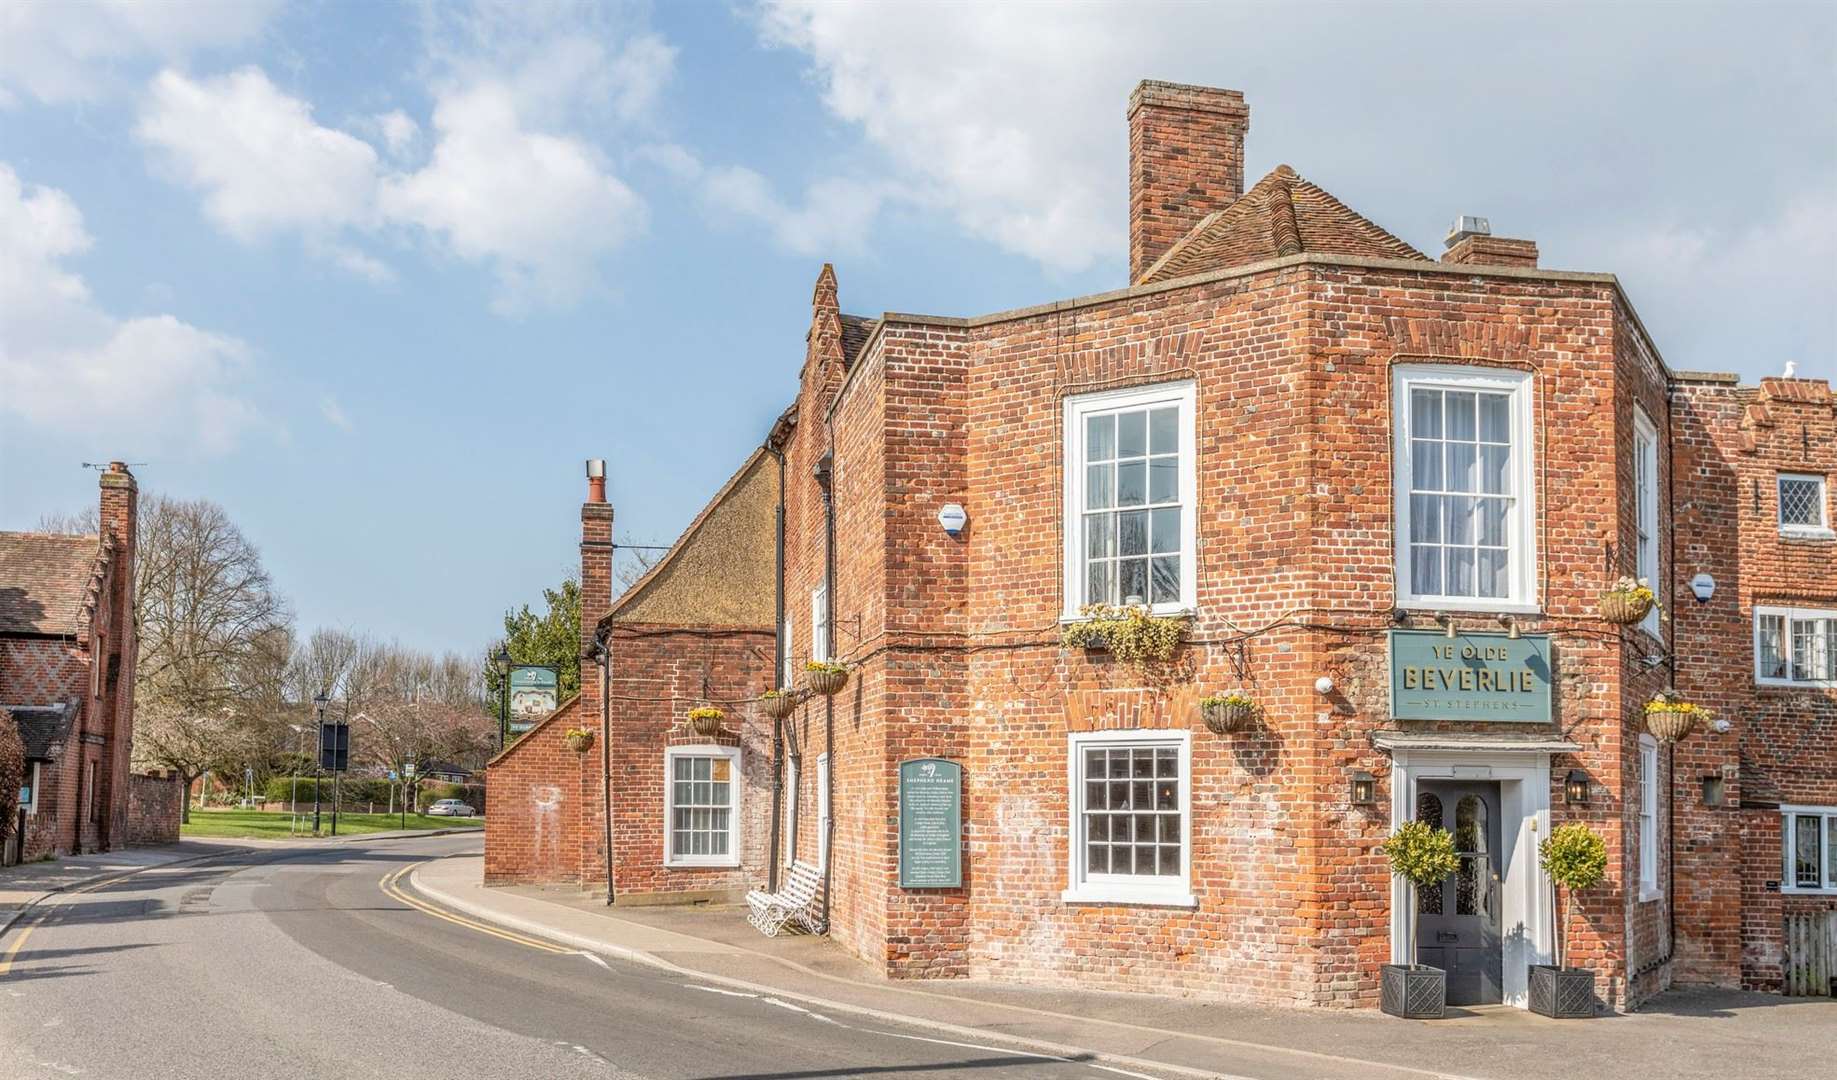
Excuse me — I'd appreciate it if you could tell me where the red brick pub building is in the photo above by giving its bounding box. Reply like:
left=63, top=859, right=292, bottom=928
left=488, top=82, right=1835, bottom=1010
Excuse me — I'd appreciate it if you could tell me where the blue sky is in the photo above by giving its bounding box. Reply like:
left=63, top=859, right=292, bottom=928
left=2, top=1, right=1832, bottom=658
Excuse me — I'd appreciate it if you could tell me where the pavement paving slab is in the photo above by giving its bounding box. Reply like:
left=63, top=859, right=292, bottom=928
left=412, top=852, right=1837, bottom=1080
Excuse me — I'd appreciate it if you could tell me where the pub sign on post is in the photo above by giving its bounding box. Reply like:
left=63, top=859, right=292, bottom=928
left=1388, top=629, right=1553, bottom=723
left=898, top=758, right=963, bottom=889
left=507, top=665, right=560, bottom=734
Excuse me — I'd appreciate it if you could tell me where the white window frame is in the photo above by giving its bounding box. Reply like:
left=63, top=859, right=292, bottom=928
left=663, top=745, right=742, bottom=869
left=782, top=753, right=799, bottom=866
left=1632, top=408, right=1661, bottom=638
left=1061, top=380, right=1198, bottom=620
left=810, top=583, right=829, bottom=663
left=1781, top=805, right=1837, bottom=895
left=1777, top=472, right=1832, bottom=537
left=20, top=761, right=39, bottom=815
left=1638, top=734, right=1661, bottom=902
left=1754, top=605, right=1837, bottom=688
left=781, top=616, right=794, bottom=688
left=1062, top=728, right=1195, bottom=907
left=1392, top=364, right=1539, bottom=614
left=817, top=752, right=831, bottom=872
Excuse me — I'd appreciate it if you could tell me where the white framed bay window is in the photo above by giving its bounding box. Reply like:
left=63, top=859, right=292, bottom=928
left=1063, top=729, right=1194, bottom=907
left=664, top=745, right=741, bottom=868
left=1392, top=365, right=1538, bottom=612
left=1062, top=381, right=1197, bottom=618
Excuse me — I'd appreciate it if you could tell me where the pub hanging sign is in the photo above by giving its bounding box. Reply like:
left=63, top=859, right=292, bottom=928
left=1388, top=629, right=1553, bottom=723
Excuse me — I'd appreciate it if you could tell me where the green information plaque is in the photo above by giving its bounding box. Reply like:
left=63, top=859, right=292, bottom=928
left=898, top=758, right=963, bottom=889
left=1389, top=629, right=1553, bottom=723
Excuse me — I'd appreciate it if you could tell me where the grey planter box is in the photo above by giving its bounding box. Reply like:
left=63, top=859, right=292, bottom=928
left=1529, top=965, right=1597, bottom=1018
left=1380, top=964, right=1446, bottom=1019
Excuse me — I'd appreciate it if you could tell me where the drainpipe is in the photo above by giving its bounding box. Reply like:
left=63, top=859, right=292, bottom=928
left=595, top=624, right=615, bottom=906
left=765, top=442, right=787, bottom=894
left=815, top=449, right=835, bottom=934
left=1664, top=396, right=1678, bottom=965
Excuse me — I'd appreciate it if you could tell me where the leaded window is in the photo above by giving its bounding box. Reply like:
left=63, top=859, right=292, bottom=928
left=1755, top=607, right=1837, bottom=687
left=1781, top=807, right=1837, bottom=893
left=1778, top=474, right=1828, bottom=532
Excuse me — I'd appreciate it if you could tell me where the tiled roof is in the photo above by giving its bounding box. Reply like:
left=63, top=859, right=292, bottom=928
left=0, top=532, right=106, bottom=636
left=1139, top=165, right=1429, bottom=284
left=3, top=703, right=74, bottom=760
left=839, top=314, right=878, bottom=367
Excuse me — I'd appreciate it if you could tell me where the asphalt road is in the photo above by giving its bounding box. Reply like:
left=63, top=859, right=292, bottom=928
left=0, top=835, right=1167, bottom=1080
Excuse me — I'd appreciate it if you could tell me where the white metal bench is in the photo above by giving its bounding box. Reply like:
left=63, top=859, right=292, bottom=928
left=746, top=860, right=825, bottom=937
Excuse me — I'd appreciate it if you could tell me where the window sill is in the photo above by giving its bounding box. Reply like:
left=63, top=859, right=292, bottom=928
left=1756, top=680, right=1837, bottom=691
left=1060, top=606, right=1196, bottom=625
left=1061, top=885, right=1197, bottom=908
left=1780, top=886, right=1837, bottom=896
left=1779, top=527, right=1836, bottom=541
left=1397, top=600, right=1543, bottom=617
left=665, top=858, right=740, bottom=870
left=1637, top=887, right=1664, bottom=904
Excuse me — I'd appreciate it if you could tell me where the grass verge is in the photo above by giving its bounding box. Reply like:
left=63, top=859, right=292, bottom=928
left=180, top=809, right=482, bottom=839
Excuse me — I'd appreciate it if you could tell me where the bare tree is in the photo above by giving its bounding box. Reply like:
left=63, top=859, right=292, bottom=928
left=615, top=543, right=665, bottom=592
left=126, top=497, right=292, bottom=820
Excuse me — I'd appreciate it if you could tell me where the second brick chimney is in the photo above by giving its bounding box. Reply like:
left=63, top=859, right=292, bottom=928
left=1128, top=80, right=1249, bottom=283
left=580, top=459, right=613, bottom=697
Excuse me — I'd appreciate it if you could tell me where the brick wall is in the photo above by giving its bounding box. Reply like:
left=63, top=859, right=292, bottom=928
left=1672, top=374, right=1836, bottom=992
left=125, top=771, right=180, bottom=846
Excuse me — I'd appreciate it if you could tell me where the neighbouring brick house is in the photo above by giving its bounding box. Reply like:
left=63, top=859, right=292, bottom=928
left=1, top=463, right=143, bottom=862
left=486, top=81, right=1834, bottom=1010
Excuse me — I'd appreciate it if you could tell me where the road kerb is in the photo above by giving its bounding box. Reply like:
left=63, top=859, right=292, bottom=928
left=407, top=863, right=1483, bottom=1080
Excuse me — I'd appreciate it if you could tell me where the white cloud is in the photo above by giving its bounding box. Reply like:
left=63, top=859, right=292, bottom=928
left=320, top=396, right=354, bottom=431
left=702, top=166, right=892, bottom=258
left=379, top=82, right=643, bottom=311
left=0, top=163, right=259, bottom=455
left=0, top=0, right=280, bottom=106
left=131, top=0, right=669, bottom=312
left=137, top=68, right=381, bottom=241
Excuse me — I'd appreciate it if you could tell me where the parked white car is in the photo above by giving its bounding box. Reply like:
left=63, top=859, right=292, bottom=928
left=425, top=799, right=476, bottom=817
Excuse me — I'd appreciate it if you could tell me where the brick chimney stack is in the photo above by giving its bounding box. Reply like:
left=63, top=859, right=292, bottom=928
left=580, top=459, right=613, bottom=697
left=1441, top=215, right=1539, bottom=269
left=1128, top=80, right=1250, bottom=283
left=96, top=461, right=138, bottom=849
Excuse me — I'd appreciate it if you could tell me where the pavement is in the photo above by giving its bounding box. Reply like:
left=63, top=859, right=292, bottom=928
left=413, top=851, right=1837, bottom=1080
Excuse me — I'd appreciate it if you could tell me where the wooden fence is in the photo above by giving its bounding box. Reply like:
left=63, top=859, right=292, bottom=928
left=1784, top=911, right=1837, bottom=997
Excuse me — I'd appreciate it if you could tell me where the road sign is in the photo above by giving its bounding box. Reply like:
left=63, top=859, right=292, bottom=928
left=318, top=723, right=349, bottom=771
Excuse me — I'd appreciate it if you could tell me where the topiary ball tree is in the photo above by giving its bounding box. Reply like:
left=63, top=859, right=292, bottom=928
left=0, top=710, right=24, bottom=848
left=1380, top=819, right=1461, bottom=966
left=1539, top=822, right=1608, bottom=968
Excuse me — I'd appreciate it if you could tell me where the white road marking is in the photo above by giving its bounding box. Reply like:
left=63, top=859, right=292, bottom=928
left=684, top=984, right=757, bottom=998
left=575, top=951, right=610, bottom=969
left=761, top=996, right=812, bottom=1014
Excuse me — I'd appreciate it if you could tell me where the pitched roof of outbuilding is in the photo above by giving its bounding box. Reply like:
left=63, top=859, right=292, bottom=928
left=3, top=702, right=75, bottom=760
left=1138, top=165, right=1429, bottom=284
left=0, top=532, right=107, bottom=637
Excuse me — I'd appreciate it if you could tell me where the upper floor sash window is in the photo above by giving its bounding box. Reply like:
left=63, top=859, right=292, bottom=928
left=1062, top=381, right=1196, bottom=618
left=1392, top=365, right=1538, bottom=612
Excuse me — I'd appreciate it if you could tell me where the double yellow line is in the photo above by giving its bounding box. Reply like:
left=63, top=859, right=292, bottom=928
left=380, top=862, right=572, bottom=955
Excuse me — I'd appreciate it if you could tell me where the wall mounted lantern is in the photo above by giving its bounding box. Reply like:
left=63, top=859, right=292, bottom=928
left=1435, top=612, right=1457, bottom=639
left=1350, top=770, right=1377, bottom=806
left=1564, top=769, right=1590, bottom=805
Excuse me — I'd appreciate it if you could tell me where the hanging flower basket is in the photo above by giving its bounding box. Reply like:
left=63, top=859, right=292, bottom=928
left=1200, top=693, right=1256, bottom=734
left=687, top=707, right=725, bottom=737
left=1599, top=577, right=1657, bottom=625
left=1644, top=695, right=1709, bottom=743
left=759, top=690, right=798, bottom=720
left=564, top=728, right=594, bottom=753
left=805, top=661, right=849, bottom=696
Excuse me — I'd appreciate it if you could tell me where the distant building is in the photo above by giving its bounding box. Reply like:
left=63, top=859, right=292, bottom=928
left=487, top=82, right=1833, bottom=1010
left=2, top=463, right=142, bottom=860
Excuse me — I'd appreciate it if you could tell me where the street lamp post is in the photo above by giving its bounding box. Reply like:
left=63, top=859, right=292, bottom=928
left=312, top=691, right=329, bottom=835
left=494, top=646, right=513, bottom=751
